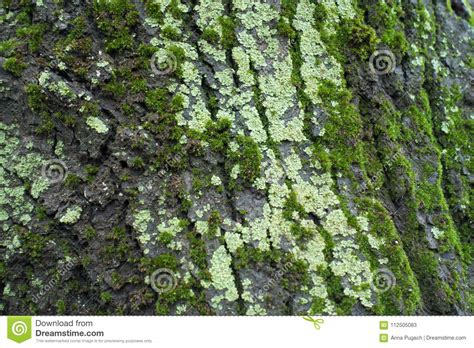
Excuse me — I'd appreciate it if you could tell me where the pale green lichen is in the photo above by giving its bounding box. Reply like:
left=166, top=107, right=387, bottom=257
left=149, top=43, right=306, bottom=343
left=195, top=220, right=209, bottom=235
left=133, top=210, right=153, bottom=235
left=31, top=177, right=49, bottom=199
left=54, top=140, right=64, bottom=157
left=0, top=123, right=47, bottom=230
left=210, top=175, right=222, bottom=186
left=357, top=216, right=370, bottom=232
left=132, top=206, right=158, bottom=255
left=294, top=0, right=343, bottom=105
left=175, top=304, right=187, bottom=314
left=38, top=71, right=76, bottom=100
left=13, top=153, right=43, bottom=179
left=0, top=209, right=8, bottom=221
left=157, top=217, right=186, bottom=250
left=209, top=245, right=239, bottom=305
left=230, top=164, right=240, bottom=180
left=59, top=206, right=82, bottom=224
left=224, top=231, right=243, bottom=253
left=86, top=116, right=109, bottom=134
left=246, top=304, right=267, bottom=315
left=432, top=226, right=445, bottom=240
left=367, top=234, right=382, bottom=250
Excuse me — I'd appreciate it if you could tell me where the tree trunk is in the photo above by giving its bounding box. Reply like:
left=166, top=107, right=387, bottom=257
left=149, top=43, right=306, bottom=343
left=0, top=0, right=472, bottom=315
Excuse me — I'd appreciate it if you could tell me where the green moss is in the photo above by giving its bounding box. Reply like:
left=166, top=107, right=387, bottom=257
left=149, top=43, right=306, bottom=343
left=140, top=253, right=179, bottom=272
left=131, top=156, right=145, bottom=169
left=234, top=247, right=283, bottom=270
left=187, top=231, right=208, bottom=272
left=162, top=25, right=181, bottom=41
left=168, top=0, right=185, bottom=19
left=2, top=57, right=27, bottom=77
left=316, top=80, right=363, bottom=174
left=227, top=135, right=262, bottom=188
left=340, top=19, right=378, bottom=60
left=144, top=0, right=164, bottom=23
left=201, top=28, right=220, bottom=44
left=290, top=223, right=314, bottom=241
left=20, top=229, right=47, bottom=259
left=112, top=226, right=126, bottom=241
left=277, top=17, right=297, bottom=39
left=145, top=87, right=168, bottom=113
left=312, top=2, right=328, bottom=31
left=283, top=190, right=307, bottom=220
left=84, top=225, right=97, bottom=240
left=155, top=301, right=169, bottom=315
left=381, top=29, right=408, bottom=54
left=320, top=266, right=353, bottom=315
left=201, top=118, right=231, bottom=152
left=166, top=45, right=186, bottom=76
left=207, top=210, right=222, bottom=238
left=25, top=83, right=44, bottom=109
left=281, top=0, right=298, bottom=19
left=158, top=231, right=174, bottom=246
left=84, top=165, right=99, bottom=182
left=54, top=15, right=93, bottom=68
left=129, top=78, right=147, bottom=94
left=64, top=174, right=82, bottom=189
left=155, top=282, right=196, bottom=314
left=56, top=299, right=66, bottom=314
left=104, top=81, right=127, bottom=98
left=16, top=23, right=47, bottom=53
left=357, top=199, right=422, bottom=314
left=218, top=16, right=236, bottom=49
left=100, top=291, right=112, bottom=303
left=371, top=1, right=408, bottom=55
left=93, top=0, right=139, bottom=53
left=166, top=91, right=181, bottom=107
left=34, top=205, right=47, bottom=221
left=0, top=39, right=20, bottom=56
left=102, top=226, right=131, bottom=261
left=381, top=147, right=463, bottom=314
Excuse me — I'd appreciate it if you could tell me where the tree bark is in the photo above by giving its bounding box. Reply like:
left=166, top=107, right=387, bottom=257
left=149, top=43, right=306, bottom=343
left=0, top=0, right=472, bottom=315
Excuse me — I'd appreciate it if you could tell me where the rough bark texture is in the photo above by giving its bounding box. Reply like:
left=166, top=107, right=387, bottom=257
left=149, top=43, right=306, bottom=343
left=0, top=0, right=472, bottom=315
